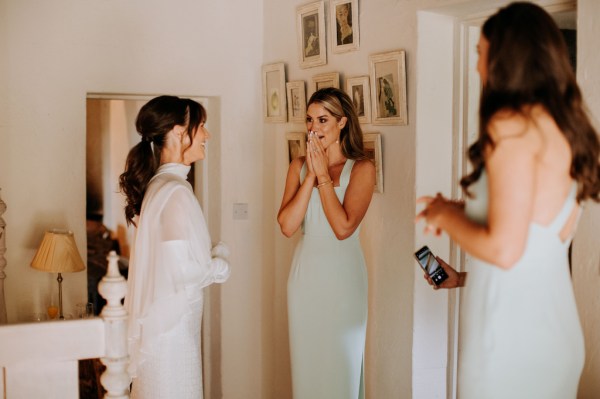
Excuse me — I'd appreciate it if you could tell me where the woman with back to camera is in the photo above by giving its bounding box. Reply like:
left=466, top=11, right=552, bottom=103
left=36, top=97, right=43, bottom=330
left=416, top=3, right=600, bottom=398
left=278, top=87, right=375, bottom=398
left=119, top=95, right=230, bottom=399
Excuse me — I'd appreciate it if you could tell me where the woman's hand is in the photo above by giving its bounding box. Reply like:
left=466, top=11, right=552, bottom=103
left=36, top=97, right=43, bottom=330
left=423, top=256, right=465, bottom=290
left=415, top=193, right=464, bottom=236
left=307, top=131, right=330, bottom=183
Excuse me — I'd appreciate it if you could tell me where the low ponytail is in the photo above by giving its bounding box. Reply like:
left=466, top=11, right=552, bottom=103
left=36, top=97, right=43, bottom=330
left=119, top=140, right=159, bottom=226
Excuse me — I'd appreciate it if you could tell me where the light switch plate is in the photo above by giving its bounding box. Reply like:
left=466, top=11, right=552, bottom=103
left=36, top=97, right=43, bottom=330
left=233, top=203, right=248, bottom=220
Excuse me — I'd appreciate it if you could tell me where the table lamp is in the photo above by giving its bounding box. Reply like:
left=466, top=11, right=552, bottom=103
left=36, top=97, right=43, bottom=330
left=30, top=229, right=85, bottom=319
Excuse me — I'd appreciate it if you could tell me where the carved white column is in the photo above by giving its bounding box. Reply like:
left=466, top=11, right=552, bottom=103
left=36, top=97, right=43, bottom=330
left=0, top=188, right=7, bottom=324
left=97, top=250, right=130, bottom=398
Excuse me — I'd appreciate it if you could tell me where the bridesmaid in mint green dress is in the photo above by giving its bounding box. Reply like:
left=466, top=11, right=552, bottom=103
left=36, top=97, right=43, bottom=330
left=416, top=4, right=600, bottom=398
left=278, top=88, right=375, bottom=398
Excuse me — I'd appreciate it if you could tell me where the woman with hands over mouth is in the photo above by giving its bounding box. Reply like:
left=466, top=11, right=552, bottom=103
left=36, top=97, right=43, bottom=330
left=278, top=87, right=375, bottom=399
left=415, top=3, right=600, bottom=399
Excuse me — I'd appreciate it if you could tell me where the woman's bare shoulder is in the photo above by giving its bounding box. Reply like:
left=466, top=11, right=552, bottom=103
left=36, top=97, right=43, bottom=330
left=350, top=158, right=376, bottom=181
left=353, top=158, right=375, bottom=171
left=488, top=106, right=545, bottom=150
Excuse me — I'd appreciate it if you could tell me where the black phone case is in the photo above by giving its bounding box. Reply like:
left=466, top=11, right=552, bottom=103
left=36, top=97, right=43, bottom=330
left=414, top=245, right=449, bottom=286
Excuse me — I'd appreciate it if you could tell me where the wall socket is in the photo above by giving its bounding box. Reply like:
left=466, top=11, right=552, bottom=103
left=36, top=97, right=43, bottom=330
left=233, top=203, right=248, bottom=220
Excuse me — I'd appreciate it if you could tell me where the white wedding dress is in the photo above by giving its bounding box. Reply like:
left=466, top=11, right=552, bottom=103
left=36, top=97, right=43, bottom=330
left=126, top=163, right=230, bottom=399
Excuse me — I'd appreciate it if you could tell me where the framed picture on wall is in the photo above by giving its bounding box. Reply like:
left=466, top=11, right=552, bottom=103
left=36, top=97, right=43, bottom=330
left=345, top=75, right=371, bottom=124
left=286, top=81, right=307, bottom=123
left=286, top=132, right=307, bottom=163
left=297, top=1, right=327, bottom=69
left=369, top=50, right=408, bottom=125
left=311, top=72, right=340, bottom=97
left=363, top=132, right=383, bottom=193
left=330, top=0, right=359, bottom=54
left=262, top=62, right=287, bottom=123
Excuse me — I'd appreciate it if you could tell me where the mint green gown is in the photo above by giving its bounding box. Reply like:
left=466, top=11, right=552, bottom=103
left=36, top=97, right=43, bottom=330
left=288, top=160, right=367, bottom=399
left=459, top=170, right=584, bottom=398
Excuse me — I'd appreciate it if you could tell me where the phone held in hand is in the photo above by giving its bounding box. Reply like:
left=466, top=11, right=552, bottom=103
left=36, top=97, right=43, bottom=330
left=414, top=245, right=449, bottom=286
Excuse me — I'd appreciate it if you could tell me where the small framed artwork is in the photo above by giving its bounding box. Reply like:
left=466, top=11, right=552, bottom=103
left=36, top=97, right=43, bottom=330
left=286, top=81, right=307, bottom=123
left=286, top=132, right=307, bottom=163
left=262, top=62, right=287, bottom=123
left=369, top=50, right=408, bottom=125
left=311, top=72, right=340, bottom=96
left=363, top=132, right=383, bottom=193
left=345, top=75, right=371, bottom=124
left=330, top=0, right=359, bottom=54
left=297, top=1, right=327, bottom=69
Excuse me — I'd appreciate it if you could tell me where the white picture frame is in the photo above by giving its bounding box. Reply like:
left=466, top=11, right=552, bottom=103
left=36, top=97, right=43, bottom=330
left=297, top=1, right=327, bottom=69
left=363, top=132, right=383, bottom=193
left=369, top=50, right=408, bottom=125
left=262, top=62, right=287, bottom=123
left=311, top=72, right=340, bottom=97
left=286, top=81, right=307, bottom=123
left=330, top=0, right=359, bottom=54
left=345, top=75, right=371, bottom=124
left=286, top=132, right=307, bottom=163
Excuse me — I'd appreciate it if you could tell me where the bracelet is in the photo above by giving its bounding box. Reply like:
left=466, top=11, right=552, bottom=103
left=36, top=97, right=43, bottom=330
left=317, top=180, right=333, bottom=188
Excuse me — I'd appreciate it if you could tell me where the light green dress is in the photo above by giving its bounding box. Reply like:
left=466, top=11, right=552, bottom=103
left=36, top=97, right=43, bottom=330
left=288, top=160, right=367, bottom=399
left=459, top=170, right=584, bottom=398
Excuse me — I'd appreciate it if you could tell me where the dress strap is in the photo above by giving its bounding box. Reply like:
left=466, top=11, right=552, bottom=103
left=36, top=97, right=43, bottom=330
left=548, top=182, right=578, bottom=235
left=339, top=159, right=355, bottom=188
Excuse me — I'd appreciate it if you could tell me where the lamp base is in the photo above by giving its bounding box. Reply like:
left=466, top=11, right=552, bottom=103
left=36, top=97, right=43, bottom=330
left=57, top=272, right=64, bottom=320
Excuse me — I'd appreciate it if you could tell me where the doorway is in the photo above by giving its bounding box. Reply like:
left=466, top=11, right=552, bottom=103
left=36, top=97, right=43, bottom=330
left=85, top=93, right=223, bottom=398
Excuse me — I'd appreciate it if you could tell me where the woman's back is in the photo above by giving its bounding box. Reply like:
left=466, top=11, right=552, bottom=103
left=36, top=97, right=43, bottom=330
left=489, top=105, right=573, bottom=222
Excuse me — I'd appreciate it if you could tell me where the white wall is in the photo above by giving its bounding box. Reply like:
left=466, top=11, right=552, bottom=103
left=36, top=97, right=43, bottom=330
left=574, top=1, right=600, bottom=397
left=0, top=0, right=266, bottom=397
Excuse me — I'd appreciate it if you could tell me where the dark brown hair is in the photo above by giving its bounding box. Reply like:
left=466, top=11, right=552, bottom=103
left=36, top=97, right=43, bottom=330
left=307, top=87, right=367, bottom=160
left=460, top=2, right=600, bottom=202
left=119, top=95, right=206, bottom=225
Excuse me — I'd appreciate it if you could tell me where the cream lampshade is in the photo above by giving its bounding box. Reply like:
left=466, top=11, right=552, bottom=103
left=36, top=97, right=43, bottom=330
left=31, top=229, right=85, bottom=319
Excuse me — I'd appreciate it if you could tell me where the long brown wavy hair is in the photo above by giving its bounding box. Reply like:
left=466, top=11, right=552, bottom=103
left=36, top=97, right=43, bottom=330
left=307, top=87, right=368, bottom=160
left=119, top=95, right=206, bottom=225
left=460, top=2, right=600, bottom=202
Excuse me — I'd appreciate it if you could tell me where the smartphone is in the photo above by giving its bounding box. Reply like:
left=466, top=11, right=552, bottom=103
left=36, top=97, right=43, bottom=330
left=414, top=245, right=449, bottom=286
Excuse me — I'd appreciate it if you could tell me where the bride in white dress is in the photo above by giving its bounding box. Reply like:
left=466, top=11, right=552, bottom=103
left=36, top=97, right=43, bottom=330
left=119, top=95, right=230, bottom=399
left=416, top=3, right=600, bottom=398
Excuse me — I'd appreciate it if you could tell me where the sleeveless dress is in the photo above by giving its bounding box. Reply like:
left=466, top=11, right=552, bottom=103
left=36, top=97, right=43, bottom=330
left=459, top=170, right=585, bottom=399
left=287, top=159, right=368, bottom=399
